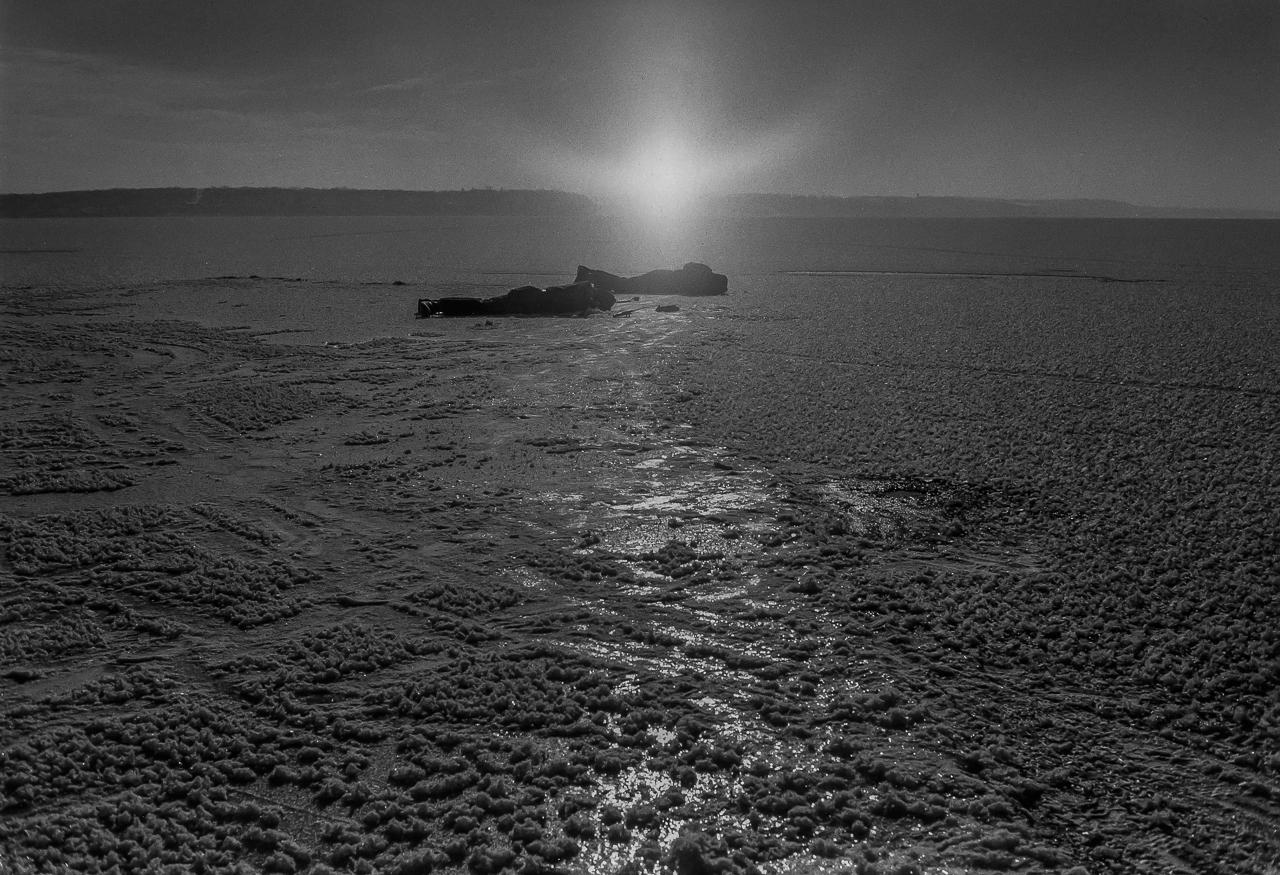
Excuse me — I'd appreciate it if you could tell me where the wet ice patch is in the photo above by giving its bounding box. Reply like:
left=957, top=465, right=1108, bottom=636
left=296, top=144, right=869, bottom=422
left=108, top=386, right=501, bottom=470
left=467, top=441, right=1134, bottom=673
left=609, top=448, right=771, bottom=516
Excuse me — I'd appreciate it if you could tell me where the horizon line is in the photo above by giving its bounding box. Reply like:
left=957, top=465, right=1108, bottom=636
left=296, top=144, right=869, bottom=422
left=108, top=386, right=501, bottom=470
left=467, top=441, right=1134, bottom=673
left=2, top=186, right=1278, bottom=218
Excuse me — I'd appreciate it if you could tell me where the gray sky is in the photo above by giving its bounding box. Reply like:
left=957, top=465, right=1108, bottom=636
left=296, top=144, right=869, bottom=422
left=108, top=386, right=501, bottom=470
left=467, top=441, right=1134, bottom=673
left=2, top=0, right=1277, bottom=210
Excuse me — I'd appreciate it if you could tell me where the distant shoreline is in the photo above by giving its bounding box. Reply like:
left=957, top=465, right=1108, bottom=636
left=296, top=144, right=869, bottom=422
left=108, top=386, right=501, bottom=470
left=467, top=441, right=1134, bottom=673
left=2, top=187, right=1276, bottom=220
left=0, top=187, right=597, bottom=220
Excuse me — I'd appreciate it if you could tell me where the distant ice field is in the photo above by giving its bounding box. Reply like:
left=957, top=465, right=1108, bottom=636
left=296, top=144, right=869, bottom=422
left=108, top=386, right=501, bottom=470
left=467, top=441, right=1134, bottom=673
left=2, top=214, right=1279, bottom=286
left=3, top=213, right=1276, bottom=406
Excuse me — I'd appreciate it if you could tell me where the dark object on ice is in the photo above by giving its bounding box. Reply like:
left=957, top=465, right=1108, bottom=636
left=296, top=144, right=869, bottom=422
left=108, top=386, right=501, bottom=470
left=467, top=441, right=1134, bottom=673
left=575, top=262, right=728, bottom=297
left=656, top=304, right=680, bottom=312
left=3, top=667, right=42, bottom=683
left=418, top=281, right=615, bottom=317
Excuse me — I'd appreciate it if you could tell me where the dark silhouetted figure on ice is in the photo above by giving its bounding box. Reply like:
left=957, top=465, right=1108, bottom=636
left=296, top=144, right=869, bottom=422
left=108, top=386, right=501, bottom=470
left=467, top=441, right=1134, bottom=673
left=575, top=262, right=728, bottom=297
left=416, top=262, right=727, bottom=317
left=417, top=281, right=615, bottom=318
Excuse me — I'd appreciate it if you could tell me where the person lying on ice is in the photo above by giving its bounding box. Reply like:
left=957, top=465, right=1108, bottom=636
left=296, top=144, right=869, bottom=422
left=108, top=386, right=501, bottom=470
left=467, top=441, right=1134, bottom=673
left=415, top=261, right=727, bottom=317
left=574, top=261, right=727, bottom=297
left=417, top=281, right=615, bottom=318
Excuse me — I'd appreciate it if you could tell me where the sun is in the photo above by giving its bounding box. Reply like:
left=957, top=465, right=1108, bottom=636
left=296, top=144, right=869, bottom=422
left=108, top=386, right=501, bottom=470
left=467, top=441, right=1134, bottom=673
left=624, top=139, right=702, bottom=220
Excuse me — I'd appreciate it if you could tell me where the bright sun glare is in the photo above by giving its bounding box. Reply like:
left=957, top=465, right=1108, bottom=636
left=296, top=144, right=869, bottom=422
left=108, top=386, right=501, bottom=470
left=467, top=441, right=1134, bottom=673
left=625, top=139, right=701, bottom=220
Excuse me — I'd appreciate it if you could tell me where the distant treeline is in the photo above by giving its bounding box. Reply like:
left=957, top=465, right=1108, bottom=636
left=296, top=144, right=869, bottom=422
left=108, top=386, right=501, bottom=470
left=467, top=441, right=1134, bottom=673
left=710, top=193, right=1280, bottom=220
left=2, top=187, right=1275, bottom=219
left=0, top=187, right=599, bottom=218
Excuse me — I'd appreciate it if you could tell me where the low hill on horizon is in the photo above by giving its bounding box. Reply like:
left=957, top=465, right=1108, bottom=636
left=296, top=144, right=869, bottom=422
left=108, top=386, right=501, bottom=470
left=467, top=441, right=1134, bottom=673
left=0, top=187, right=599, bottom=219
left=2, top=186, right=1275, bottom=219
left=709, top=192, right=1280, bottom=220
